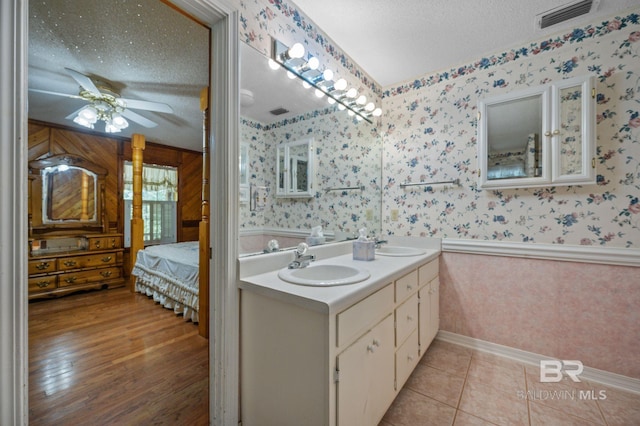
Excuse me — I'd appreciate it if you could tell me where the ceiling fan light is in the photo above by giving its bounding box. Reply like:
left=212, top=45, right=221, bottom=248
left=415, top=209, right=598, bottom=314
left=78, top=105, right=98, bottom=122
left=73, top=114, right=94, bottom=129
left=104, top=121, right=121, bottom=133
left=111, top=113, right=129, bottom=129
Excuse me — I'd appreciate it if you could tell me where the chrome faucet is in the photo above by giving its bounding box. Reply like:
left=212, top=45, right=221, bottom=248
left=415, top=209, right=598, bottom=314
left=288, top=242, right=316, bottom=269
left=374, top=238, right=388, bottom=248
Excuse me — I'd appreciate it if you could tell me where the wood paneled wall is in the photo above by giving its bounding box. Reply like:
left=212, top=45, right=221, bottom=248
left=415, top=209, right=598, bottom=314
left=28, top=120, right=203, bottom=272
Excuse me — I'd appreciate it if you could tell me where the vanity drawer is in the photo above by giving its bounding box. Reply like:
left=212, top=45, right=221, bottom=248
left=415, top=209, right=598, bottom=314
left=58, top=267, right=121, bottom=287
left=28, top=258, right=56, bottom=275
left=88, top=235, right=122, bottom=251
left=28, top=276, right=57, bottom=293
left=395, top=293, right=418, bottom=347
left=57, top=252, right=118, bottom=271
left=337, top=283, right=393, bottom=348
left=418, top=259, right=438, bottom=287
left=395, top=329, right=419, bottom=390
left=395, top=269, right=418, bottom=303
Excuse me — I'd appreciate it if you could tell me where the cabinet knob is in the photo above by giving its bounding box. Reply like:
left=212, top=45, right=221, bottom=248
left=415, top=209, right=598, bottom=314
left=367, top=344, right=375, bottom=353
left=100, top=271, right=112, bottom=278
left=407, top=355, right=414, bottom=362
left=553, top=129, right=560, bottom=135
left=35, top=262, right=50, bottom=270
left=63, top=260, right=77, bottom=267
left=407, top=315, right=414, bottom=322
left=36, top=280, right=51, bottom=288
left=64, top=277, right=77, bottom=284
left=101, top=256, right=113, bottom=262
left=372, top=339, right=380, bottom=347
left=544, top=131, right=552, bottom=137
left=94, top=241, right=101, bottom=248
left=406, top=284, right=413, bottom=291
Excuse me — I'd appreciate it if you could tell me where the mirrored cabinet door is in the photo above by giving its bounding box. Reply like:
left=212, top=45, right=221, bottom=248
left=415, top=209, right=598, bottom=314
left=478, top=75, right=595, bottom=190
left=276, top=137, right=314, bottom=198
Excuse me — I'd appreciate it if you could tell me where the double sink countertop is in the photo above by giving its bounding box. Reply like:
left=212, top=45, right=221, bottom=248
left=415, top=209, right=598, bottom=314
left=239, top=237, right=441, bottom=314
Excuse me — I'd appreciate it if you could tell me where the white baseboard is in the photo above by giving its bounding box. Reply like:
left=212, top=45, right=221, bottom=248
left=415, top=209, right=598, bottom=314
left=436, top=330, right=640, bottom=395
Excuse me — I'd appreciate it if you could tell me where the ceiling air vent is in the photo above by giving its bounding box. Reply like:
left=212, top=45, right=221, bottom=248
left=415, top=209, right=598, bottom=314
left=270, top=107, right=289, bottom=116
left=536, top=0, right=599, bottom=29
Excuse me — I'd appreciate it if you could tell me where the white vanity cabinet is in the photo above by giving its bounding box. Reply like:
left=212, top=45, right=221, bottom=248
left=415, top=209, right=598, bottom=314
left=240, top=255, right=440, bottom=426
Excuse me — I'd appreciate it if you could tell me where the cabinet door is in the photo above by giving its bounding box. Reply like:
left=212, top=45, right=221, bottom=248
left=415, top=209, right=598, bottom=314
left=419, top=277, right=440, bottom=353
left=551, top=75, right=596, bottom=185
left=337, top=314, right=395, bottom=426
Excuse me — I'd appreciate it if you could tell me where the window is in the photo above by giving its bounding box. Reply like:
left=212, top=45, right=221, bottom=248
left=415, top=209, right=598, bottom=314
left=123, top=162, right=178, bottom=247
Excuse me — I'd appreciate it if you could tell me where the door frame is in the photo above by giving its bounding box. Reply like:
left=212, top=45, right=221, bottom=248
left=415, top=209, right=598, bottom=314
left=0, top=0, right=240, bottom=424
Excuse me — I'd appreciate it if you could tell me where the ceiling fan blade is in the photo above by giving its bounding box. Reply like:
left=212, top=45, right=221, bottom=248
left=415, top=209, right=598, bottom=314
left=119, top=98, right=174, bottom=114
left=65, top=67, right=100, bottom=94
left=121, top=109, right=158, bottom=128
left=29, top=88, right=84, bottom=100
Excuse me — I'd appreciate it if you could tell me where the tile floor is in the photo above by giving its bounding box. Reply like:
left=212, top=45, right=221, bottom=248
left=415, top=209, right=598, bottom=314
left=381, top=339, right=640, bottom=426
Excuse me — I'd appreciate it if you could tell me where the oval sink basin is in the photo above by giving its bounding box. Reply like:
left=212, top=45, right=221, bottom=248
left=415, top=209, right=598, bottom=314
left=376, top=246, right=426, bottom=257
left=278, top=264, right=370, bottom=286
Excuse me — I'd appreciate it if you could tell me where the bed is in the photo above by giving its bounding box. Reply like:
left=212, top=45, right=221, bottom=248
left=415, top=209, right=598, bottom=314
left=131, top=241, right=200, bottom=323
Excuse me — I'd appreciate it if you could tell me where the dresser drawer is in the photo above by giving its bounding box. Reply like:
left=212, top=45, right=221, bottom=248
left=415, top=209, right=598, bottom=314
left=395, top=292, right=418, bottom=347
left=29, top=258, right=57, bottom=275
left=418, top=259, right=438, bottom=287
left=395, top=269, right=418, bottom=303
left=395, top=329, right=419, bottom=390
left=28, top=276, right=57, bottom=293
left=337, top=284, right=394, bottom=348
left=57, top=252, right=118, bottom=271
left=88, top=235, right=122, bottom=250
left=58, top=267, right=121, bottom=287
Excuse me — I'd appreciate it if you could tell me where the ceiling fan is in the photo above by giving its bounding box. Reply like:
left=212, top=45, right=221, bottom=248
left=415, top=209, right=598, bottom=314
left=29, top=68, right=174, bottom=133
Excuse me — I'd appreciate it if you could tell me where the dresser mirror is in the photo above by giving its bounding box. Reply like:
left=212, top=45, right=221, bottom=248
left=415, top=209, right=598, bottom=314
left=29, top=154, right=107, bottom=234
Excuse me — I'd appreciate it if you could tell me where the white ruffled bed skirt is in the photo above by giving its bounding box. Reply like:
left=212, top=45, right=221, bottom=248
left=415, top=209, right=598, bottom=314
left=133, top=267, right=199, bottom=323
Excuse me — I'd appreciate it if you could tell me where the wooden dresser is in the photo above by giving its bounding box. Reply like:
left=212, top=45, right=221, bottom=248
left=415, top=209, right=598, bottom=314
left=28, top=233, right=125, bottom=300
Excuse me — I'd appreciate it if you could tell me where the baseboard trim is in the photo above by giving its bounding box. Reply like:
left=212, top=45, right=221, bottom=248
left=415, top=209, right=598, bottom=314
left=436, top=330, right=640, bottom=395
left=442, top=238, right=640, bottom=267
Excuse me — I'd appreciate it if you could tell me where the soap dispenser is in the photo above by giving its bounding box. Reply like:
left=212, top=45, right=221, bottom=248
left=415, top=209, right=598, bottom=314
left=352, top=227, right=375, bottom=261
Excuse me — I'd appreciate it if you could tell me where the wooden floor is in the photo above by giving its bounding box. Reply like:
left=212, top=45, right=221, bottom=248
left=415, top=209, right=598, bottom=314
left=28, top=285, right=209, bottom=425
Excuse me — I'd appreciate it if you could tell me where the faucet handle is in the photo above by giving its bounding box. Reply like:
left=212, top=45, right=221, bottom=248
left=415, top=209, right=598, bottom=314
left=296, top=242, right=309, bottom=256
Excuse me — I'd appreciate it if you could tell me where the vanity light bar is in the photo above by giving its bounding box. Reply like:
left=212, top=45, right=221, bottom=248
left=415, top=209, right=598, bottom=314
left=271, top=38, right=380, bottom=123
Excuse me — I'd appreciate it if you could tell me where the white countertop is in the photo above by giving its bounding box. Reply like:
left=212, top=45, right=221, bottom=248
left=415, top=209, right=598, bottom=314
left=239, top=239, right=441, bottom=315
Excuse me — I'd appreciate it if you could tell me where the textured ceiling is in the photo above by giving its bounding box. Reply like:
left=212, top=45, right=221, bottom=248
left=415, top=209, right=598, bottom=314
left=292, top=0, right=640, bottom=87
left=28, top=0, right=640, bottom=152
left=28, top=0, right=211, bottom=152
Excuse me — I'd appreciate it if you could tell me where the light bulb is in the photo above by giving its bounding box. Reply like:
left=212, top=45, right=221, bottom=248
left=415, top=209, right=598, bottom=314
left=347, top=110, right=355, bottom=116
left=307, top=57, right=319, bottom=70
left=268, top=58, right=280, bottom=70
left=365, top=102, right=375, bottom=112
left=288, top=43, right=305, bottom=59
left=287, top=71, right=296, bottom=79
left=334, top=78, right=347, bottom=91
left=79, top=105, right=98, bottom=122
left=356, top=95, right=367, bottom=105
left=338, top=104, right=346, bottom=111
left=346, top=88, right=358, bottom=98
left=322, top=69, right=334, bottom=81
left=372, top=108, right=382, bottom=117
left=314, top=89, right=325, bottom=98
left=327, top=97, right=336, bottom=105
left=302, top=81, right=311, bottom=89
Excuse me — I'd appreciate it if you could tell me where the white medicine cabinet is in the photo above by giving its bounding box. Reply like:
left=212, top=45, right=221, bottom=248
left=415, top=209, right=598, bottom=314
left=276, top=137, right=314, bottom=198
left=478, top=75, right=596, bottom=190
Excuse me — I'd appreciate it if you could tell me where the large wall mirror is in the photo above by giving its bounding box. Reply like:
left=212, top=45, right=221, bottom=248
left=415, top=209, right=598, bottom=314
left=239, top=42, right=383, bottom=256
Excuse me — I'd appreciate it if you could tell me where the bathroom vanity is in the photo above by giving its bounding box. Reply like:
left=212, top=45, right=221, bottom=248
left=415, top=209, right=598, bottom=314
left=239, top=239, right=440, bottom=426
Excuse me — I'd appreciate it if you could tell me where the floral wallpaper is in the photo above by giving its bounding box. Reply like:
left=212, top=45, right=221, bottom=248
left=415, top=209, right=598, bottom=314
left=234, top=0, right=640, bottom=249
left=382, top=11, right=640, bottom=248
left=239, top=110, right=382, bottom=242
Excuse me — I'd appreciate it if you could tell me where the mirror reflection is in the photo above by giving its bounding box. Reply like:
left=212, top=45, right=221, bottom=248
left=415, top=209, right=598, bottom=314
left=485, top=94, right=543, bottom=180
left=43, top=166, right=97, bottom=222
left=239, top=42, right=382, bottom=256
